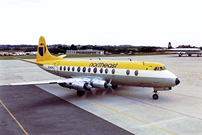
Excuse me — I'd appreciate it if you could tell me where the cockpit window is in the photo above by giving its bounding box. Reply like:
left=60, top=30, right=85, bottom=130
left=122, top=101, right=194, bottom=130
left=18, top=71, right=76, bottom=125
left=154, top=66, right=166, bottom=71
left=154, top=67, right=159, bottom=71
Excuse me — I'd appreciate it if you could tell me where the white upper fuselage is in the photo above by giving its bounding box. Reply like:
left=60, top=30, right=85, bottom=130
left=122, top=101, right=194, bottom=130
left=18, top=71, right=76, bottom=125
left=168, top=48, right=201, bottom=52
left=167, top=48, right=202, bottom=57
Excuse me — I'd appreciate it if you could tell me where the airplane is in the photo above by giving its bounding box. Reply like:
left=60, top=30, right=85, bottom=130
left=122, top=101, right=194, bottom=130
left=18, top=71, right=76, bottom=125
left=5, top=36, right=180, bottom=100
left=167, top=42, right=202, bottom=57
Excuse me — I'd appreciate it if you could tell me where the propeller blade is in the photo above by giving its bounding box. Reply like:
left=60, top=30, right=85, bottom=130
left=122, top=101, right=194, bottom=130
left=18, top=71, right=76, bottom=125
left=102, top=89, right=107, bottom=96
left=91, top=89, right=97, bottom=96
left=109, top=87, right=115, bottom=94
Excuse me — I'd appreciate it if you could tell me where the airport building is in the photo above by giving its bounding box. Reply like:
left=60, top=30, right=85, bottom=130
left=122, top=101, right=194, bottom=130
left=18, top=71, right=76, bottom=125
left=66, top=49, right=104, bottom=55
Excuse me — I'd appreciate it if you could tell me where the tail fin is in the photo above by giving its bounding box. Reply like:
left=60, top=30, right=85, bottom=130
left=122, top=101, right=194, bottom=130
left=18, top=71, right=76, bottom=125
left=36, top=36, right=65, bottom=62
left=168, top=42, right=172, bottom=49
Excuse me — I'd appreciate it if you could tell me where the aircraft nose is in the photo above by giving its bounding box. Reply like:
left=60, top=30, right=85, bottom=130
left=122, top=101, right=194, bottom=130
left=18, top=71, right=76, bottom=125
left=175, top=78, right=180, bottom=85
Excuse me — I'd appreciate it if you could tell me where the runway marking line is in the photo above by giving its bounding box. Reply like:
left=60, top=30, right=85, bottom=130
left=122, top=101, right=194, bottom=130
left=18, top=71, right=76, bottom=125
left=198, top=73, right=202, bottom=78
left=82, top=97, right=175, bottom=135
left=51, top=85, right=176, bottom=135
left=185, top=72, right=189, bottom=78
left=0, top=99, right=28, bottom=135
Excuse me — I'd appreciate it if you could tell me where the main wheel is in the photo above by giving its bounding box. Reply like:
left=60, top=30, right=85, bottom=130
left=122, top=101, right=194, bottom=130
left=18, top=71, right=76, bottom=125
left=77, top=90, right=85, bottom=97
left=111, top=84, right=118, bottom=89
left=152, top=94, right=159, bottom=100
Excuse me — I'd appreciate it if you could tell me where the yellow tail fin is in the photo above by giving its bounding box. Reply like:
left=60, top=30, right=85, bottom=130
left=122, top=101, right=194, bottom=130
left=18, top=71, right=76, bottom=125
left=36, top=36, right=65, bottom=62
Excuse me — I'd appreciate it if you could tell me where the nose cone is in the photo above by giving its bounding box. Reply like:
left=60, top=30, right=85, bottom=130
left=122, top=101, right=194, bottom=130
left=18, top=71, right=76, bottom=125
left=175, top=78, right=180, bottom=85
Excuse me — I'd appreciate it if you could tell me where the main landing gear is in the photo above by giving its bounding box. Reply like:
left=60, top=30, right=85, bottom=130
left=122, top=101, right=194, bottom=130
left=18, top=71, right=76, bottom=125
left=152, top=91, right=159, bottom=100
left=77, top=90, right=85, bottom=96
left=76, top=84, right=118, bottom=97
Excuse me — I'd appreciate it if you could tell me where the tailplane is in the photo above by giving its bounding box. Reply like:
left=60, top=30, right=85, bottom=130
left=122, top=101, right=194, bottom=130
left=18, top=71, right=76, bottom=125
left=36, top=36, right=65, bottom=62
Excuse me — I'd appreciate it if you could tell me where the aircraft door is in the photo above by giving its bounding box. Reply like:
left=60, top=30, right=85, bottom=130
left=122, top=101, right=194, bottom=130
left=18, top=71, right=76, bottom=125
left=54, top=61, right=59, bottom=75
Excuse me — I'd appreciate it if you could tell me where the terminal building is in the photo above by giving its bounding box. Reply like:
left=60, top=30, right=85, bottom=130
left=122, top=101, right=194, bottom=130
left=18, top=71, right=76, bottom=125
left=66, top=49, right=104, bottom=55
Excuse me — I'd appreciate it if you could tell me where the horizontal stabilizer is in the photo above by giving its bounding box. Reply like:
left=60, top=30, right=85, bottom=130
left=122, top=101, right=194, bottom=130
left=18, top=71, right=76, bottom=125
left=58, top=54, right=67, bottom=58
left=14, top=57, right=43, bottom=66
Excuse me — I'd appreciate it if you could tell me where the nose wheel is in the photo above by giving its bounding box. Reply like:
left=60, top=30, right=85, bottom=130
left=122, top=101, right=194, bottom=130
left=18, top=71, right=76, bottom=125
left=152, top=91, right=159, bottom=100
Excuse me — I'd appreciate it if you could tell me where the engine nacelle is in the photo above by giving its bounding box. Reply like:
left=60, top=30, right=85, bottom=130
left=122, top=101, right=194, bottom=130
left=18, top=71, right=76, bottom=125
left=91, top=79, right=108, bottom=89
left=59, top=81, right=91, bottom=91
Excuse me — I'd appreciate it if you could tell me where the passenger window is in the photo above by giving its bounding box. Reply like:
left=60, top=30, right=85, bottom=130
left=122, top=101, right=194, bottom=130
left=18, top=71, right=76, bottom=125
left=88, top=68, right=91, bottom=73
left=77, top=67, right=81, bottom=72
left=105, top=68, right=108, bottom=74
left=134, top=70, right=138, bottom=76
left=60, top=66, right=62, bottom=71
left=126, top=69, right=130, bottom=75
left=67, top=66, right=70, bottom=71
left=100, top=68, right=103, bottom=73
left=93, top=68, right=97, bottom=73
left=83, top=67, right=86, bottom=72
left=72, top=67, right=75, bottom=71
left=112, top=69, right=115, bottom=74
left=63, top=66, right=66, bottom=71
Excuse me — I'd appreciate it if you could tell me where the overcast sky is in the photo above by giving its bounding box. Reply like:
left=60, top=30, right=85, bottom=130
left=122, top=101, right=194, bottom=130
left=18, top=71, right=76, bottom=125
left=0, top=0, right=202, bottom=47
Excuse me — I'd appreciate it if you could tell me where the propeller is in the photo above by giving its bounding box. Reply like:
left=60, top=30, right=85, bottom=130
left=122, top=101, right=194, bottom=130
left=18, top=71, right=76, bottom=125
left=102, top=79, right=115, bottom=96
left=85, top=78, right=97, bottom=96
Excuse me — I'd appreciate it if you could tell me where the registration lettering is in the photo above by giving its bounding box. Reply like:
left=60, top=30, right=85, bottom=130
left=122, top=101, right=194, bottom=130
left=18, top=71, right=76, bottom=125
left=48, top=66, right=54, bottom=69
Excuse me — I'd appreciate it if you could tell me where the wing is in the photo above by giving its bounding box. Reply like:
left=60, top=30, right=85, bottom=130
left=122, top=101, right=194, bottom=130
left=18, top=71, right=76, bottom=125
left=3, top=77, right=91, bottom=86
left=4, top=79, right=68, bottom=86
left=3, top=77, right=109, bottom=92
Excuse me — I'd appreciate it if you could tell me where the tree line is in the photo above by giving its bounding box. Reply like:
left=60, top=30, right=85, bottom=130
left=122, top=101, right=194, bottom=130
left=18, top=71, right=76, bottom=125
left=0, top=44, right=163, bottom=54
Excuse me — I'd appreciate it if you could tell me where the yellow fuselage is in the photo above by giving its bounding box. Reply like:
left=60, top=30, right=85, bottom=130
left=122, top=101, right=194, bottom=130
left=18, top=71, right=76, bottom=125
left=39, top=59, right=177, bottom=88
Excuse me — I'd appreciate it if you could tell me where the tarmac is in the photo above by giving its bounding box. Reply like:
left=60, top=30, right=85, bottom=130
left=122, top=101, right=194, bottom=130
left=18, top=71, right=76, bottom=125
left=1, top=54, right=202, bottom=135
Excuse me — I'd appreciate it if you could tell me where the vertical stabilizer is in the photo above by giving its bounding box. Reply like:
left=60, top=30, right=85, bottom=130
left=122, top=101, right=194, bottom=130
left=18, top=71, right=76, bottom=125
left=36, top=36, right=65, bottom=62
left=168, top=42, right=172, bottom=49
